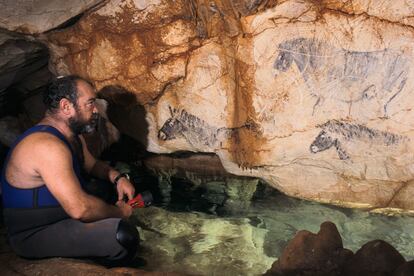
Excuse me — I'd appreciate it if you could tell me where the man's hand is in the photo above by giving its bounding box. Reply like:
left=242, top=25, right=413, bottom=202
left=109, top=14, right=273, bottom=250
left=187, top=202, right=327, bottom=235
left=116, top=177, right=135, bottom=201
left=115, top=200, right=133, bottom=219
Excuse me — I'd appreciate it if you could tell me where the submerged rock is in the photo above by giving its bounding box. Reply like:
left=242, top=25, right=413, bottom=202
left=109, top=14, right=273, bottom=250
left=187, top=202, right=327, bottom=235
left=131, top=206, right=275, bottom=275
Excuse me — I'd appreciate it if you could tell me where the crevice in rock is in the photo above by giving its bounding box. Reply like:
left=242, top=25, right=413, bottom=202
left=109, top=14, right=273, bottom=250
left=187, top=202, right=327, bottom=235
left=45, top=13, right=85, bottom=33
left=43, top=0, right=109, bottom=34
left=322, top=8, right=414, bottom=32
left=0, top=30, right=51, bottom=118
left=384, top=180, right=411, bottom=208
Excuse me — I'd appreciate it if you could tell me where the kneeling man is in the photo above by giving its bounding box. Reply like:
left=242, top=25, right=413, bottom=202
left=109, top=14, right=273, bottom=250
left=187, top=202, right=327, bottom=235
left=1, top=75, right=139, bottom=264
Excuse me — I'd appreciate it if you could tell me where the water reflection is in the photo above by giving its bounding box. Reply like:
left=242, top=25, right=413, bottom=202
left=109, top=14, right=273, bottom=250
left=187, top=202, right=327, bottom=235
left=134, top=188, right=414, bottom=275
left=246, top=193, right=414, bottom=259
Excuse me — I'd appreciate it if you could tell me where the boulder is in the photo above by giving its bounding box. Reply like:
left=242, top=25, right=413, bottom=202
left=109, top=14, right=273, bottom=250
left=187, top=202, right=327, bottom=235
left=343, top=240, right=406, bottom=276
left=264, top=221, right=353, bottom=275
left=393, top=260, right=414, bottom=276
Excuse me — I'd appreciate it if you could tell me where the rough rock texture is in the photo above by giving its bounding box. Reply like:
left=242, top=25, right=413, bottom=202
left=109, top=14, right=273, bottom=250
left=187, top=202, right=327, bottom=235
left=0, top=29, right=49, bottom=117
left=264, top=221, right=353, bottom=275
left=265, top=221, right=413, bottom=276
left=343, top=240, right=406, bottom=276
left=393, top=260, right=414, bottom=276
left=45, top=0, right=414, bottom=211
left=131, top=206, right=275, bottom=275
left=0, top=0, right=105, bottom=34
left=0, top=116, right=28, bottom=146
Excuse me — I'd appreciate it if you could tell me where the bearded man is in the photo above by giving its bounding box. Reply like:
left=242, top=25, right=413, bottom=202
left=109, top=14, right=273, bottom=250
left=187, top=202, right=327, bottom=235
left=1, top=76, right=139, bottom=265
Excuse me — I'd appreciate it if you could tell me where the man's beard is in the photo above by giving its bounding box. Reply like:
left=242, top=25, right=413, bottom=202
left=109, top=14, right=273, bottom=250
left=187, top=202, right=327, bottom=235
left=69, top=113, right=99, bottom=135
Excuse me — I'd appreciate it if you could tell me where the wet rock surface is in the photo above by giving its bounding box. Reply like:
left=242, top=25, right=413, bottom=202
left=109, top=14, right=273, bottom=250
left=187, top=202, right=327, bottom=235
left=265, top=221, right=414, bottom=276
left=343, top=240, right=406, bottom=276
left=264, top=221, right=353, bottom=275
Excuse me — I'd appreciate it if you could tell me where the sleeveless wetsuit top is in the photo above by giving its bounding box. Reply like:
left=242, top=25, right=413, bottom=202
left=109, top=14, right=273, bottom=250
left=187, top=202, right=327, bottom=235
left=1, top=125, right=87, bottom=234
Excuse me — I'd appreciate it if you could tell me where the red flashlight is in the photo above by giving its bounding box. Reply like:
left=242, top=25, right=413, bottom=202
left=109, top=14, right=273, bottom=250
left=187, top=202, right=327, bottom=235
left=127, top=191, right=153, bottom=208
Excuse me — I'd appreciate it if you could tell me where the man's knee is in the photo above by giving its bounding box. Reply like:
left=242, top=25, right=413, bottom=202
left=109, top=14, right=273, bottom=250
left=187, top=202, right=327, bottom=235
left=116, top=220, right=139, bottom=260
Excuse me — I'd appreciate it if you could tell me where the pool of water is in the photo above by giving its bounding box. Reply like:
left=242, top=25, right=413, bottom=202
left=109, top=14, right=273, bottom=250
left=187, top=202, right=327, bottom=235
left=133, top=190, right=414, bottom=275
left=244, top=193, right=414, bottom=260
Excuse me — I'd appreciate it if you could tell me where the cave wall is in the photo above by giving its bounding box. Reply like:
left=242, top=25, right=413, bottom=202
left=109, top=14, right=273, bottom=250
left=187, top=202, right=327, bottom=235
left=3, top=0, right=414, bottom=211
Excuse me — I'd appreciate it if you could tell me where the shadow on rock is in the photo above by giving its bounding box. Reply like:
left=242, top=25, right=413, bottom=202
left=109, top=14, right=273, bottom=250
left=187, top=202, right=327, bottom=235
left=98, top=85, right=149, bottom=150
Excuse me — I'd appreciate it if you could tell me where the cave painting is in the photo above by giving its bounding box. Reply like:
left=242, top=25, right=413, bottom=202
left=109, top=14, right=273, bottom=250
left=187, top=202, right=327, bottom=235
left=310, top=120, right=406, bottom=160
left=273, top=38, right=410, bottom=117
left=158, top=106, right=231, bottom=148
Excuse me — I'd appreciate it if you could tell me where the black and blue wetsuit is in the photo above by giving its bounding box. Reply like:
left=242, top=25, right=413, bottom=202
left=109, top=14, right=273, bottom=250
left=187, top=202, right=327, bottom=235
left=1, top=125, right=138, bottom=262
left=2, top=125, right=84, bottom=234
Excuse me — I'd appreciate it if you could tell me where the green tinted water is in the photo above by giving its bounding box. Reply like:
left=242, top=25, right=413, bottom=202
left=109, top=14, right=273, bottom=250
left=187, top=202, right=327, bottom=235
left=133, top=190, right=414, bottom=275
left=247, top=193, right=414, bottom=260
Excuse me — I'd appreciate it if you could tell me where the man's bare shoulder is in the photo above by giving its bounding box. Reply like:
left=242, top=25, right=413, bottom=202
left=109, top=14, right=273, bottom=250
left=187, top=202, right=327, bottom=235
left=6, top=131, right=72, bottom=188
left=13, top=131, right=71, bottom=158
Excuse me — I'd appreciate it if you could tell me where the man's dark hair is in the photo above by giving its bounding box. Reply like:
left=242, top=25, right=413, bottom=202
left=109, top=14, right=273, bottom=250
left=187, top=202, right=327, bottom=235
left=43, top=75, right=89, bottom=112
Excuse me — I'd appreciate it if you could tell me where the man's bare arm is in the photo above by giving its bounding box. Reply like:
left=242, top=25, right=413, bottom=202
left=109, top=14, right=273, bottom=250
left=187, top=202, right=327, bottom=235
left=35, top=136, right=132, bottom=222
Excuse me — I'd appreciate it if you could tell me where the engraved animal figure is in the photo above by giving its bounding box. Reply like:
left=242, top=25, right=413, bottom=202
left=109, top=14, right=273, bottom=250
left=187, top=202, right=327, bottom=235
left=309, top=120, right=405, bottom=160
left=273, top=38, right=410, bottom=117
left=158, top=106, right=232, bottom=148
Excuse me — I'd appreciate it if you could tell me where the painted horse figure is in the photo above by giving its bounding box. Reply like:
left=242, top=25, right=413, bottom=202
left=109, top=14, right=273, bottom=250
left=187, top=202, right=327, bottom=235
left=273, top=37, right=410, bottom=117
left=309, top=120, right=405, bottom=160
left=158, top=106, right=229, bottom=148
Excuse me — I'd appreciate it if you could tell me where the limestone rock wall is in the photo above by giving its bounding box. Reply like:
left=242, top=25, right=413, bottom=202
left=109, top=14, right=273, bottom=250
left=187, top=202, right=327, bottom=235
left=0, top=29, right=49, bottom=117
left=0, top=0, right=105, bottom=34
left=45, top=0, right=414, bottom=212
